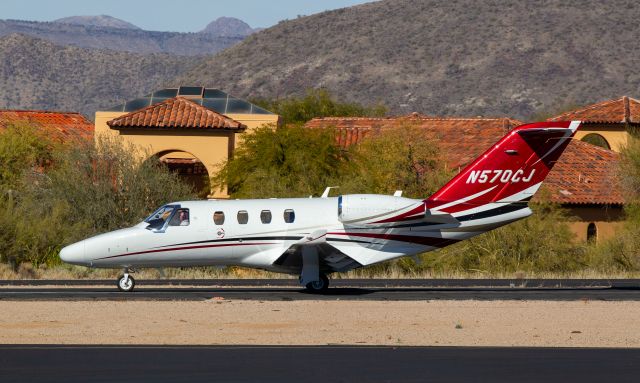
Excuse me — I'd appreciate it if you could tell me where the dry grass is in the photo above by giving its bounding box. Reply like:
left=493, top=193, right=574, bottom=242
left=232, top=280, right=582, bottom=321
left=0, top=262, right=638, bottom=280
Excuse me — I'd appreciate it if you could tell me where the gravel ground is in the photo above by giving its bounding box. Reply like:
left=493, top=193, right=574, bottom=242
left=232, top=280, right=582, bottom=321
left=0, top=300, right=638, bottom=347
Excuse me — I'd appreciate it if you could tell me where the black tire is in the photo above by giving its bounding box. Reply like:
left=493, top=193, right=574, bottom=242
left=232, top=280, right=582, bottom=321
left=117, top=275, right=135, bottom=292
left=305, top=274, right=329, bottom=293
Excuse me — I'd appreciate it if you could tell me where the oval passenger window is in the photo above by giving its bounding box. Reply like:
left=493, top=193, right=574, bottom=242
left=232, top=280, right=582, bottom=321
left=284, top=209, right=295, bottom=223
left=213, top=211, right=225, bottom=225
left=260, top=210, right=272, bottom=224
left=237, top=210, right=249, bottom=224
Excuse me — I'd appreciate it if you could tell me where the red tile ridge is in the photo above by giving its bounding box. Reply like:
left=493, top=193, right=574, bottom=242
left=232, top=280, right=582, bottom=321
left=310, top=115, right=519, bottom=122
left=107, top=97, right=245, bottom=130
left=0, top=109, right=88, bottom=116
left=548, top=96, right=640, bottom=122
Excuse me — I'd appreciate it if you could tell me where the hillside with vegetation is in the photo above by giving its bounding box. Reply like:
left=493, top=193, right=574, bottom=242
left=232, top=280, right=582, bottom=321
left=178, top=0, right=640, bottom=120
left=0, top=34, right=197, bottom=117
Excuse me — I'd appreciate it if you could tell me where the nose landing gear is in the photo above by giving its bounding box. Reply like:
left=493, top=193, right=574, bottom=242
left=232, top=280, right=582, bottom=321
left=117, top=269, right=135, bottom=292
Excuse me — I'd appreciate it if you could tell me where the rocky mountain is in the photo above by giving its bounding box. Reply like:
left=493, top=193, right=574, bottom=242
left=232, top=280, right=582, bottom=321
left=200, top=17, right=257, bottom=37
left=0, top=34, right=198, bottom=118
left=176, top=0, right=640, bottom=119
left=53, top=15, right=141, bottom=30
left=0, top=18, right=246, bottom=56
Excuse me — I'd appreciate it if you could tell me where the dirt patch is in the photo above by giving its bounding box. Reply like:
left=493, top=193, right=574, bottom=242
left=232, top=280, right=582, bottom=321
left=0, top=300, right=638, bottom=347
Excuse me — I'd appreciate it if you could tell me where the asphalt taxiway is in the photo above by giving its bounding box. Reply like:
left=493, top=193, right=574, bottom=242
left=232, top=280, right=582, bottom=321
left=0, top=279, right=638, bottom=301
left=1, top=345, right=639, bottom=383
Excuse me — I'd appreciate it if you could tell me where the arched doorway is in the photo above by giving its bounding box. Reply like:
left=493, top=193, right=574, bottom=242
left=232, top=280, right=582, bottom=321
left=152, top=150, right=211, bottom=198
left=581, top=134, right=611, bottom=150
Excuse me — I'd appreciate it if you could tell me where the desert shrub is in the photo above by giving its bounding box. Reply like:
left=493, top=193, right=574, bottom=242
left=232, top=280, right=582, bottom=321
left=352, top=200, right=584, bottom=277
left=0, top=135, right=196, bottom=266
left=583, top=131, right=640, bottom=272
left=422, top=201, right=584, bottom=274
left=0, top=123, right=54, bottom=191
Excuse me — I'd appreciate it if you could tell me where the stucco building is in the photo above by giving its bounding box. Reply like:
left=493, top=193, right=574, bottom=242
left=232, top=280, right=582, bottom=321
left=95, top=86, right=280, bottom=197
left=548, top=96, right=640, bottom=151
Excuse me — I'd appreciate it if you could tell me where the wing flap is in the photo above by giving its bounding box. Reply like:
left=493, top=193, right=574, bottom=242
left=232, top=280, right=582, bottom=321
left=273, top=241, right=362, bottom=274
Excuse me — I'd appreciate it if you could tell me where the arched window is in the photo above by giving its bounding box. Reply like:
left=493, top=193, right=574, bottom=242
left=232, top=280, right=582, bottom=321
left=587, top=223, right=597, bottom=243
left=581, top=134, right=611, bottom=150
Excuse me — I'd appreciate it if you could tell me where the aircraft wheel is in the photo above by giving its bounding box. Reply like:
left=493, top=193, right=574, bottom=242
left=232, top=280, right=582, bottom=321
left=305, top=274, right=329, bottom=293
left=117, top=274, right=135, bottom=292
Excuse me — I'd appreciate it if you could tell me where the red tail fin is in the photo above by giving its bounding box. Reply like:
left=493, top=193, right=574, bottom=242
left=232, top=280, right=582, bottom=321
left=426, top=121, right=580, bottom=214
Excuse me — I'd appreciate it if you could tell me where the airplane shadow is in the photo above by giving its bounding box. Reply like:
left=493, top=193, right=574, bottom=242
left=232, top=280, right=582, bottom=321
left=138, top=285, right=640, bottom=296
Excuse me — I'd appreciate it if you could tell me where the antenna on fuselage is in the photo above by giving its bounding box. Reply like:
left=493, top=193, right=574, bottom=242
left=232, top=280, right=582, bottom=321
left=321, top=186, right=340, bottom=198
left=393, top=190, right=403, bottom=197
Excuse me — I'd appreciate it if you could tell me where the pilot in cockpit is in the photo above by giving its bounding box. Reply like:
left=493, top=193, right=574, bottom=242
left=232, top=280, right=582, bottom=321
left=178, top=209, right=189, bottom=226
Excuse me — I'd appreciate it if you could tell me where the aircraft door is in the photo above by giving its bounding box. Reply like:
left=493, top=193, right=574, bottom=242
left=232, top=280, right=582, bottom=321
left=211, top=209, right=237, bottom=263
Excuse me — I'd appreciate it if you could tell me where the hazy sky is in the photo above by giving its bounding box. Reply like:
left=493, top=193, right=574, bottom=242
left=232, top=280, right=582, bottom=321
left=2, top=0, right=373, bottom=31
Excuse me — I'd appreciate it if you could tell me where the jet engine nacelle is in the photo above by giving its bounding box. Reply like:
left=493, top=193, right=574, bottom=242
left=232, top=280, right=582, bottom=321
left=337, top=194, right=424, bottom=224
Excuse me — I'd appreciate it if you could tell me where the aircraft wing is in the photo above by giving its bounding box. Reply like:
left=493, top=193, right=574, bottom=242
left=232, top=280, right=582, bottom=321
left=272, top=230, right=362, bottom=273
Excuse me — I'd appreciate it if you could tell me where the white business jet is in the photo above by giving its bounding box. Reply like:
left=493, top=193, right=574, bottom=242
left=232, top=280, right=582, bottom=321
left=60, top=121, right=581, bottom=292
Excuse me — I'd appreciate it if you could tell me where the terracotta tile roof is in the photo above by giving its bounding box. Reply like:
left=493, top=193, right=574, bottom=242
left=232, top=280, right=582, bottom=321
left=537, top=140, right=624, bottom=205
left=306, top=114, right=522, bottom=169
left=306, top=115, right=624, bottom=205
left=0, top=109, right=93, bottom=142
left=107, top=97, right=246, bottom=131
left=547, top=96, right=640, bottom=124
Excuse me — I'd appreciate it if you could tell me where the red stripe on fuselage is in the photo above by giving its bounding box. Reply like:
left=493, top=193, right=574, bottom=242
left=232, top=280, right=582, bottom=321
left=94, top=242, right=275, bottom=261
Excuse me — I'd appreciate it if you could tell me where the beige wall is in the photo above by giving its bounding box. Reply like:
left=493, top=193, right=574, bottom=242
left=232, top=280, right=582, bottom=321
left=95, top=111, right=279, bottom=198
left=574, top=124, right=629, bottom=152
left=564, top=205, right=625, bottom=242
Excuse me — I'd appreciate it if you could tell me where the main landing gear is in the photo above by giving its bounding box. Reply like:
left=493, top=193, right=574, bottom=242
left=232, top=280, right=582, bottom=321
left=305, top=273, right=329, bottom=293
left=117, top=269, right=135, bottom=292
left=300, top=245, right=330, bottom=293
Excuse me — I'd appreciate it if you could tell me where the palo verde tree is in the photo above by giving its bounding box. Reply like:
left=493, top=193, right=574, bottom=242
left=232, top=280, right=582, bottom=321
left=338, top=125, right=453, bottom=198
left=212, top=125, right=348, bottom=198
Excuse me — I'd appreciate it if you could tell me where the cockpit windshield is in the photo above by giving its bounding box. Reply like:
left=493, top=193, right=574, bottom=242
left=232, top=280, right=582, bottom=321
left=144, top=205, right=177, bottom=231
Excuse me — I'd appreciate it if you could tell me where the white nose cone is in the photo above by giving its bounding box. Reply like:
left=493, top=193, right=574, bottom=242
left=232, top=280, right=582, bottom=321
left=59, top=241, right=86, bottom=265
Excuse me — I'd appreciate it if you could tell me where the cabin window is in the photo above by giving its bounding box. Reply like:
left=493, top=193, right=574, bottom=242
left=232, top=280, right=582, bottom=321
left=237, top=210, right=249, bottom=224
left=260, top=210, right=272, bottom=224
left=587, top=222, right=597, bottom=243
left=169, top=209, right=190, bottom=226
left=144, top=205, right=177, bottom=231
left=284, top=209, right=295, bottom=223
left=213, top=211, right=225, bottom=225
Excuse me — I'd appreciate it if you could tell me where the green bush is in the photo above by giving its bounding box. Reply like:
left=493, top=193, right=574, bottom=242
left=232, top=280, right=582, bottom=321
left=0, top=133, right=196, bottom=266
